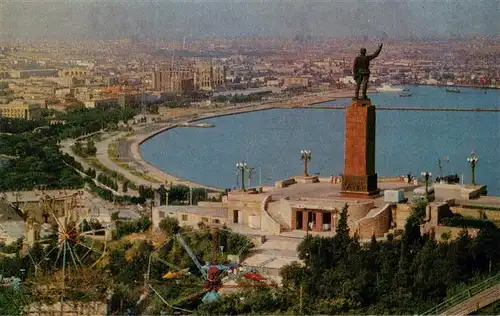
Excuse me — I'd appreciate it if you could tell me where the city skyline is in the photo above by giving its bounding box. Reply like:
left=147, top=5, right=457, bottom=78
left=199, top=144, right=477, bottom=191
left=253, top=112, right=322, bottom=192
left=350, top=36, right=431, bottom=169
left=1, top=0, right=499, bottom=41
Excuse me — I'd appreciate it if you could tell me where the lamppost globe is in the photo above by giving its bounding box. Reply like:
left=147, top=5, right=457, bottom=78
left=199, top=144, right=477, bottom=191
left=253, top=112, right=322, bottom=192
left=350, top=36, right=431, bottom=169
left=300, top=149, right=312, bottom=176
left=236, top=161, right=250, bottom=191
left=467, top=152, right=479, bottom=186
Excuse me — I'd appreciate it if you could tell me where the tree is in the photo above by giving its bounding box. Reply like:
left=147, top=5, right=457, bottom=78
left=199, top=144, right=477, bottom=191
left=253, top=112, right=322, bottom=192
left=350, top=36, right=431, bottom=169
left=336, top=204, right=350, bottom=239
left=85, top=139, right=97, bottom=156
left=0, top=286, right=28, bottom=315
left=159, top=217, right=180, bottom=237
left=111, top=211, right=120, bottom=221
left=333, top=204, right=350, bottom=261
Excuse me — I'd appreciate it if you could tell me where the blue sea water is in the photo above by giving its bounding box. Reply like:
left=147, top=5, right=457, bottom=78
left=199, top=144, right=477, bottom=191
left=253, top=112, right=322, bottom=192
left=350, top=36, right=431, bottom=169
left=140, top=86, right=500, bottom=194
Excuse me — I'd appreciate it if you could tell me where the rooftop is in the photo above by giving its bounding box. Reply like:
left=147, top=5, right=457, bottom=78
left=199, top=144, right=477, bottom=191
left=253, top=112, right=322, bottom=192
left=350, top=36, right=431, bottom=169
left=155, top=205, right=227, bottom=218
left=268, top=180, right=417, bottom=206
left=2, top=190, right=83, bottom=203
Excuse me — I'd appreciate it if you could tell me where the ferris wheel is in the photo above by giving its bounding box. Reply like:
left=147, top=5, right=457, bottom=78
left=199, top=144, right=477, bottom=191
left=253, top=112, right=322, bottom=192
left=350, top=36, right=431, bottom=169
left=25, top=194, right=109, bottom=313
left=140, top=227, right=278, bottom=314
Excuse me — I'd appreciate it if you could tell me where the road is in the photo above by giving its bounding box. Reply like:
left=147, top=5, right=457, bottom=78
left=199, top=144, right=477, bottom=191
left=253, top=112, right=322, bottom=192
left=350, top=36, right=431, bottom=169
left=59, top=138, right=138, bottom=196
left=68, top=162, right=124, bottom=196
left=95, top=132, right=162, bottom=188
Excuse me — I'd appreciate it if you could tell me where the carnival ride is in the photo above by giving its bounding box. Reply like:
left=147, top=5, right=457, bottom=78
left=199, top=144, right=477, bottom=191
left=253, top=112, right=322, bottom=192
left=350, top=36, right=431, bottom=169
left=142, top=228, right=278, bottom=313
left=25, top=193, right=109, bottom=313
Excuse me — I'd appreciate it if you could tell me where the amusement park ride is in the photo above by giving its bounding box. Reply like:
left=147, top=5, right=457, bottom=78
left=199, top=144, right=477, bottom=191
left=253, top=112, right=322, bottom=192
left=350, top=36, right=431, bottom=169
left=25, top=192, right=108, bottom=313
left=142, top=228, right=278, bottom=313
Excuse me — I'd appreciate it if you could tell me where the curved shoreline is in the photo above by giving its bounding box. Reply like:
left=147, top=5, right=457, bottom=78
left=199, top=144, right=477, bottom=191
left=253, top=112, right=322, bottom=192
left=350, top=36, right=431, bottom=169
left=130, top=103, right=278, bottom=191
left=127, top=87, right=499, bottom=191
left=130, top=92, right=354, bottom=190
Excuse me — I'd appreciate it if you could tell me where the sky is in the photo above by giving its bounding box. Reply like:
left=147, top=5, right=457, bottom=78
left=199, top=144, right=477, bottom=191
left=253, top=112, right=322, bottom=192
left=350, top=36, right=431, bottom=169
left=1, top=0, right=499, bottom=41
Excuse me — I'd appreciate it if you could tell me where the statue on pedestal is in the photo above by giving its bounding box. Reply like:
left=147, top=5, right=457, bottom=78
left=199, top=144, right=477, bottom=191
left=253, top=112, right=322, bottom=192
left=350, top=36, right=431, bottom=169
left=353, top=43, right=383, bottom=100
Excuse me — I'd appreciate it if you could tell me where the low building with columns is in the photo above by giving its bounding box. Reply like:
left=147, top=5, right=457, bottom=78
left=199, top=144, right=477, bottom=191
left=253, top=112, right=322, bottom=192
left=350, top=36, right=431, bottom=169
left=223, top=176, right=418, bottom=239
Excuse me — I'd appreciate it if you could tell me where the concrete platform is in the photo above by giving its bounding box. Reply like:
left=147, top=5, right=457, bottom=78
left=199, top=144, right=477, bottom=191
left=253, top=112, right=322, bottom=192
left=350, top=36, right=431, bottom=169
left=269, top=181, right=417, bottom=206
left=294, top=175, right=319, bottom=184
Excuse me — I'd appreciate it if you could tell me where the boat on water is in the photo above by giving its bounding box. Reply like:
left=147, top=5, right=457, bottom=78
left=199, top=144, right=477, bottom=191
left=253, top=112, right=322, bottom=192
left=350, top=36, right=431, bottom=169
left=180, top=122, right=215, bottom=128
left=376, top=84, right=403, bottom=92
left=399, top=93, right=412, bottom=97
left=445, top=88, right=460, bottom=93
left=402, top=87, right=411, bottom=92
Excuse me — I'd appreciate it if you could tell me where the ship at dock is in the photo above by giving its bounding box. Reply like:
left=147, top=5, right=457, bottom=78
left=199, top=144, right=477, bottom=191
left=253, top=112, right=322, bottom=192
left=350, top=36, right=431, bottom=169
left=376, top=84, right=403, bottom=92
left=180, top=122, right=215, bottom=128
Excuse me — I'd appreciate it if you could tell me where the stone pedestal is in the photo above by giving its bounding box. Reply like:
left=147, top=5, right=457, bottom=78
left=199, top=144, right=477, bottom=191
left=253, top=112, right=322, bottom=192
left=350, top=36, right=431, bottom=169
left=341, top=99, right=380, bottom=197
left=294, top=175, right=319, bottom=184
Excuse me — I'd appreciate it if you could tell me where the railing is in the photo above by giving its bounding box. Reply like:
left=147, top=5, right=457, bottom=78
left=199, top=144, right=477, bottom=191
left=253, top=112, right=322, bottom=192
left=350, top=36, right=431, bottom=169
left=421, top=272, right=500, bottom=315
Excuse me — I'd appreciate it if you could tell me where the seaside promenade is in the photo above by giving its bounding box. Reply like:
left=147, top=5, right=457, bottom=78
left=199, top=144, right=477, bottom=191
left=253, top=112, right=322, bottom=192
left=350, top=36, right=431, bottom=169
left=87, top=91, right=354, bottom=191
left=91, top=88, right=498, bottom=192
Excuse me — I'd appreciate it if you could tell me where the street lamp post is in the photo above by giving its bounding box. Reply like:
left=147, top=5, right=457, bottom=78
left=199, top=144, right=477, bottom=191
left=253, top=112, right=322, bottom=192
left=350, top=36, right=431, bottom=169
left=467, top=152, right=479, bottom=186
left=300, top=150, right=312, bottom=177
left=420, top=171, right=432, bottom=201
left=236, top=162, right=250, bottom=191
left=248, top=167, right=254, bottom=188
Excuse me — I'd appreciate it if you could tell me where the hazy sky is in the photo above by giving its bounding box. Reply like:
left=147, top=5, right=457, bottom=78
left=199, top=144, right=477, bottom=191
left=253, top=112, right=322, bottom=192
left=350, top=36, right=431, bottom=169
left=1, top=0, right=499, bottom=40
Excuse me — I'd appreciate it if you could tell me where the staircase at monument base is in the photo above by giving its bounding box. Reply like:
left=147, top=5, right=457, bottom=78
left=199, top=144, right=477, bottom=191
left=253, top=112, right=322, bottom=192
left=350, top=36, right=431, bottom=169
left=266, top=200, right=291, bottom=232
left=421, top=272, right=500, bottom=315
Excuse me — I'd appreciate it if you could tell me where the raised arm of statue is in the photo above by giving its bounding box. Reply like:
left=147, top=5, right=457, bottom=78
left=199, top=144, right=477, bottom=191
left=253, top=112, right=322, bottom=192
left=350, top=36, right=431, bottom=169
left=368, top=43, right=383, bottom=61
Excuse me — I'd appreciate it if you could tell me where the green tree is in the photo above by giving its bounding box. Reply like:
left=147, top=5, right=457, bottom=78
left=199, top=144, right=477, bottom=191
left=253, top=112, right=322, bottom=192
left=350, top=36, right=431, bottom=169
left=85, top=139, right=97, bottom=156
left=0, top=286, right=29, bottom=315
left=335, top=204, right=350, bottom=246
left=159, top=217, right=180, bottom=237
left=111, top=211, right=120, bottom=221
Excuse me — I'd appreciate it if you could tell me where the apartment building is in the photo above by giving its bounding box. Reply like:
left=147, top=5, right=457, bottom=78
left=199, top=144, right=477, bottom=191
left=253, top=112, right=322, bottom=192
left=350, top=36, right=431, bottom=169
left=153, top=64, right=226, bottom=94
left=0, top=100, right=42, bottom=120
left=152, top=66, right=194, bottom=95
left=193, top=64, right=226, bottom=91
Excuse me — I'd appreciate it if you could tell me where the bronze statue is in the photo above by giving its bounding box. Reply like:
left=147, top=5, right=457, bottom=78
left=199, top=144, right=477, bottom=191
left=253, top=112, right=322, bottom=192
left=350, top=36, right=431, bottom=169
left=353, top=43, right=383, bottom=100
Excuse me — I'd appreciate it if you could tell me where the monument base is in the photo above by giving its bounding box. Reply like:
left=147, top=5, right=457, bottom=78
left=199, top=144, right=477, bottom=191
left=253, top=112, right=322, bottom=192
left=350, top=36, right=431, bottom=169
left=340, top=174, right=380, bottom=198
left=294, top=175, right=319, bottom=184
left=340, top=189, right=381, bottom=199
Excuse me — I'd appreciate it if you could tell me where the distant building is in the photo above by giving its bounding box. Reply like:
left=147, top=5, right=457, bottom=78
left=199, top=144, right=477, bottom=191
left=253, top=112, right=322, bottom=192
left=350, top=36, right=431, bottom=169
left=0, top=199, right=24, bottom=246
left=0, top=100, right=42, bottom=120
left=58, top=68, right=89, bottom=78
left=152, top=204, right=227, bottom=231
left=118, top=92, right=138, bottom=107
left=153, top=64, right=226, bottom=94
left=9, top=69, right=58, bottom=79
left=72, top=87, right=93, bottom=102
left=152, top=66, right=194, bottom=95
left=283, top=77, right=309, bottom=88
left=193, top=64, right=226, bottom=91
left=83, top=98, right=116, bottom=109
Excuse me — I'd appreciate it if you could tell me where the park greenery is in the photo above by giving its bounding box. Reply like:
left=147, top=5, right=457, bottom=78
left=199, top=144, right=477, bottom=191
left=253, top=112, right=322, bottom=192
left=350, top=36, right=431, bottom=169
left=198, top=203, right=500, bottom=315
left=0, top=104, right=138, bottom=192
left=0, top=218, right=251, bottom=314
left=71, top=139, right=97, bottom=157
left=0, top=102, right=221, bottom=208
left=1, top=202, right=500, bottom=314
left=0, top=133, right=84, bottom=191
left=2, top=203, right=500, bottom=314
